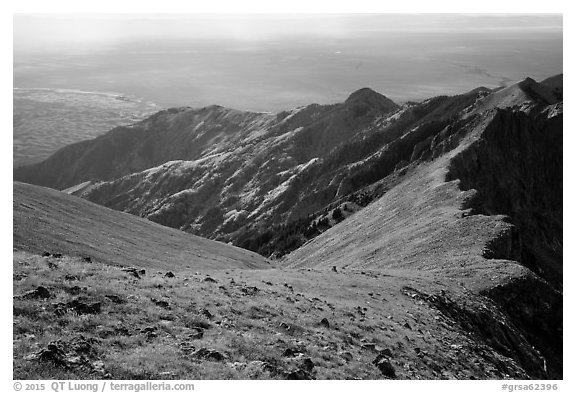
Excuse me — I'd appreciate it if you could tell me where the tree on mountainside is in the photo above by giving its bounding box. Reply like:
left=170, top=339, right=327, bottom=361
left=332, top=207, right=344, bottom=221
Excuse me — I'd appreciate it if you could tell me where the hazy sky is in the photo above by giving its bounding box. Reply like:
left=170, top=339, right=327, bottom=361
left=13, top=14, right=563, bottom=110
left=14, top=14, right=562, bottom=52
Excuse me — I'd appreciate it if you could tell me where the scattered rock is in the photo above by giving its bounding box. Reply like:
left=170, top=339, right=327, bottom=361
left=26, top=335, right=107, bottom=375
left=285, top=369, right=313, bottom=380
left=141, top=326, right=158, bottom=339
left=82, top=256, right=92, bottom=263
left=165, top=271, right=175, bottom=278
left=340, top=352, right=353, bottom=362
left=114, top=327, right=131, bottom=336
left=151, top=298, right=171, bottom=309
left=373, top=356, right=396, bottom=378
left=66, top=286, right=83, bottom=295
left=261, top=362, right=279, bottom=374
left=35, top=343, right=67, bottom=366
left=302, top=357, right=315, bottom=372
left=146, top=331, right=158, bottom=339
left=121, top=267, right=141, bottom=279
left=263, top=281, right=273, bottom=286
left=404, top=322, right=412, bottom=330
left=16, top=286, right=51, bottom=300
left=240, top=286, right=260, bottom=296
left=54, top=299, right=101, bottom=316
left=361, top=343, right=377, bottom=351
left=188, top=321, right=210, bottom=331
left=52, top=253, right=63, bottom=259
left=42, top=251, right=51, bottom=257
left=279, top=322, right=291, bottom=330
left=64, top=274, right=79, bottom=281
left=319, top=318, right=330, bottom=328
left=332, top=266, right=338, bottom=273
left=178, top=342, right=196, bottom=353
left=192, top=348, right=225, bottom=362
left=262, top=362, right=279, bottom=375
left=188, top=329, right=204, bottom=339
left=105, top=294, right=124, bottom=304
left=282, top=348, right=300, bottom=357
left=200, top=308, right=213, bottom=319
left=372, top=353, right=396, bottom=378
left=204, top=277, right=217, bottom=283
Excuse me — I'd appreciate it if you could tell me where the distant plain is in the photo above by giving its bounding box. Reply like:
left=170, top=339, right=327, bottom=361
left=13, top=15, right=562, bottom=166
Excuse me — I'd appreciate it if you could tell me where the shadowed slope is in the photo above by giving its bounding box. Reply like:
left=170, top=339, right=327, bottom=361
left=283, top=113, right=519, bottom=280
left=283, top=104, right=563, bottom=378
left=13, top=182, right=269, bottom=271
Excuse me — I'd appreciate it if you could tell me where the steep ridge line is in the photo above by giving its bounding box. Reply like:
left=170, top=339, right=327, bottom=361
left=444, top=106, right=563, bottom=378
left=282, top=103, right=562, bottom=378
left=13, top=86, right=491, bottom=244
left=282, top=113, right=519, bottom=275
left=446, top=107, right=562, bottom=289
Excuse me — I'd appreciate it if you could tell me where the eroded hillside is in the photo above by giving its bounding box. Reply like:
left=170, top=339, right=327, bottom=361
left=15, top=85, right=503, bottom=255
left=283, top=88, right=563, bottom=378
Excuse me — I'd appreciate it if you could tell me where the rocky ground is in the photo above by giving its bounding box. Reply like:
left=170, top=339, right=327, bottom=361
left=13, top=251, right=536, bottom=380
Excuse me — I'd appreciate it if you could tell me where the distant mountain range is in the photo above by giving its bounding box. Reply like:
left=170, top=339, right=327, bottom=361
left=14, top=76, right=562, bottom=268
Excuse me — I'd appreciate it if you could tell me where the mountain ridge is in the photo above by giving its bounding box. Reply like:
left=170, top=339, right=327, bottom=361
left=13, top=77, right=562, bottom=264
left=13, top=75, right=563, bottom=379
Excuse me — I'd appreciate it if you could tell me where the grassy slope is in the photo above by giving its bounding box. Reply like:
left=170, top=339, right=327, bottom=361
left=13, top=182, right=269, bottom=271
left=14, top=251, right=529, bottom=380
left=12, top=142, right=546, bottom=379
left=283, top=113, right=528, bottom=292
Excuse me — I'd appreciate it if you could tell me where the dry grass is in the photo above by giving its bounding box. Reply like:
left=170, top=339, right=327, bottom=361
left=14, top=250, right=532, bottom=380
left=13, top=182, right=269, bottom=271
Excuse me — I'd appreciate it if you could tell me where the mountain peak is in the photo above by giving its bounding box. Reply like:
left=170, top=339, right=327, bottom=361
left=344, top=87, right=399, bottom=115
left=517, top=77, right=537, bottom=89
left=345, top=87, right=385, bottom=103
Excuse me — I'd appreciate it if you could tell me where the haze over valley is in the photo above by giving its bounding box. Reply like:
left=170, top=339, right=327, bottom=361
left=13, top=14, right=562, bottom=165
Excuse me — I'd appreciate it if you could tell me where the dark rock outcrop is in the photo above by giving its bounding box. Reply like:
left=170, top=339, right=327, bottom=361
left=447, top=107, right=562, bottom=289
left=54, top=299, right=102, bottom=316
left=16, top=286, right=51, bottom=300
left=192, top=347, right=225, bottom=362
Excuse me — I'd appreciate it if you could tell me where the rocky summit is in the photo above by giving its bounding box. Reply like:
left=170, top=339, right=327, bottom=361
left=13, top=76, right=562, bottom=379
